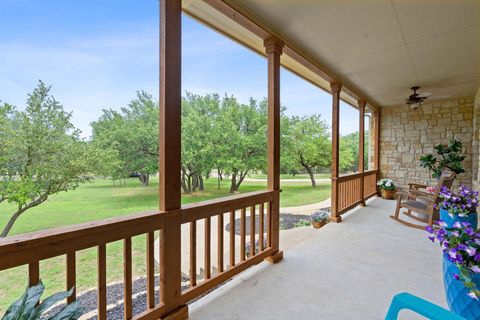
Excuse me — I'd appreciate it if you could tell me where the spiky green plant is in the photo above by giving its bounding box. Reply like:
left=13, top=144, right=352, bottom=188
left=1, top=281, right=81, bottom=320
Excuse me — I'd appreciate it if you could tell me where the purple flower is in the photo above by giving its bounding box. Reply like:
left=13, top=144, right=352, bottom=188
left=428, top=236, right=435, bottom=242
left=466, top=247, right=477, bottom=257
left=426, top=226, right=434, bottom=233
left=471, top=266, right=480, bottom=274
left=453, top=222, right=462, bottom=229
left=453, top=273, right=460, bottom=280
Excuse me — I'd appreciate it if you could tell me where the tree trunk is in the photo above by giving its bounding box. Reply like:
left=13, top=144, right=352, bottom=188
left=192, top=174, right=198, bottom=192
left=0, top=209, right=23, bottom=237
left=138, top=174, right=149, bottom=186
left=304, top=166, right=316, bottom=188
left=198, top=175, right=204, bottom=191
left=235, top=170, right=248, bottom=190
left=230, top=172, right=238, bottom=193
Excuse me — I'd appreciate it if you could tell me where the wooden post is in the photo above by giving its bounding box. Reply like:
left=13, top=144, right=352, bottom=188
left=330, top=81, right=342, bottom=222
left=358, top=99, right=366, bottom=206
left=373, top=110, right=380, bottom=194
left=264, top=36, right=283, bottom=264
left=159, top=1, right=187, bottom=319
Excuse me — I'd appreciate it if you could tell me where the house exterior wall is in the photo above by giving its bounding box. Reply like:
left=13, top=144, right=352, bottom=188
left=473, top=86, right=480, bottom=190
left=379, top=98, right=474, bottom=189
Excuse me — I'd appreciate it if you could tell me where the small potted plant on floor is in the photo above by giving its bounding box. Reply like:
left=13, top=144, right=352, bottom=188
left=377, top=178, right=396, bottom=199
left=438, top=185, right=479, bottom=229
left=426, top=221, right=480, bottom=319
left=311, top=210, right=329, bottom=229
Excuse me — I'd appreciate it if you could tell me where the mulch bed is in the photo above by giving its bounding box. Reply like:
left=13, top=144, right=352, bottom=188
left=226, top=210, right=330, bottom=236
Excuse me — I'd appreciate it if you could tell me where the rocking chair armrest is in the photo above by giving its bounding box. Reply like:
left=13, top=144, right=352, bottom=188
left=408, top=182, right=429, bottom=190
left=409, top=190, right=434, bottom=198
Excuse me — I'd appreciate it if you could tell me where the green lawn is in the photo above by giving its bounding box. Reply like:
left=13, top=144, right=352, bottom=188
left=249, top=173, right=331, bottom=180
left=0, top=177, right=330, bottom=312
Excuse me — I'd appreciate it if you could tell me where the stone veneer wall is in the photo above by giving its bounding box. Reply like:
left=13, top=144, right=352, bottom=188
left=379, top=98, right=474, bottom=189
left=473, top=86, right=480, bottom=190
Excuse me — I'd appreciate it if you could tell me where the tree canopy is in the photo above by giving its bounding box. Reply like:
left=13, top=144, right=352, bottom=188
left=0, top=81, right=91, bottom=237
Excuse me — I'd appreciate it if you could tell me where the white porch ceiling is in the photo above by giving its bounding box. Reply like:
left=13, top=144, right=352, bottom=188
left=216, top=0, right=480, bottom=107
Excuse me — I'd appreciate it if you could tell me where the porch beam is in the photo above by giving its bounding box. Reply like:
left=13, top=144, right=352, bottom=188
left=159, top=0, right=186, bottom=319
left=264, top=36, right=283, bottom=262
left=358, top=99, right=366, bottom=206
left=330, top=81, right=342, bottom=223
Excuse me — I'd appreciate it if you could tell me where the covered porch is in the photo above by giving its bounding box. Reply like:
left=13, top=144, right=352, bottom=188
left=0, top=1, right=479, bottom=319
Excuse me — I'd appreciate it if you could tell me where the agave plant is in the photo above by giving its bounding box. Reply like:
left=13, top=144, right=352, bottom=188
left=1, top=281, right=81, bottom=320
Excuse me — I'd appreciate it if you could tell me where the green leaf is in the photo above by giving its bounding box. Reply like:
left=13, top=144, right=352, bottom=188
left=48, top=301, right=82, bottom=320
left=29, top=286, right=75, bottom=320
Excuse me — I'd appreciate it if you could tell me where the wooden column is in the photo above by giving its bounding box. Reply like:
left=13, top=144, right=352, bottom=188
left=358, top=99, right=366, bottom=206
left=159, top=1, right=187, bottom=319
left=264, top=37, right=284, bottom=264
left=373, top=110, right=381, bottom=194
left=330, top=81, right=342, bottom=222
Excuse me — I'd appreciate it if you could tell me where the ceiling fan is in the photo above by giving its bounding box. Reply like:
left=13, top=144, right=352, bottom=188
left=406, top=86, right=428, bottom=109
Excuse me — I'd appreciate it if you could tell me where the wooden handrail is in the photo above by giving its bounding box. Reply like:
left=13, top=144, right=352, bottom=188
left=0, top=210, right=163, bottom=270
left=180, top=190, right=276, bottom=224
left=335, top=169, right=378, bottom=183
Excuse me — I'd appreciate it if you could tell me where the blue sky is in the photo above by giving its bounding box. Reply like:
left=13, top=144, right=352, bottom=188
left=0, top=0, right=358, bottom=138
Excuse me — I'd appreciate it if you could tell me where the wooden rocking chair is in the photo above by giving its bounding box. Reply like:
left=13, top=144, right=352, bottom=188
left=390, top=172, right=456, bottom=229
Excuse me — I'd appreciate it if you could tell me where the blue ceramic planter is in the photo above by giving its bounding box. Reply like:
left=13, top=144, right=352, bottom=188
left=440, top=208, right=478, bottom=229
left=443, top=255, right=480, bottom=319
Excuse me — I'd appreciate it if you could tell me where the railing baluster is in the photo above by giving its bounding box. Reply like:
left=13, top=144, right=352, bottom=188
left=190, top=221, right=197, bottom=287
left=146, top=232, right=155, bottom=309
left=229, top=210, right=235, bottom=268
left=217, top=214, right=224, bottom=273
left=267, top=202, right=272, bottom=247
left=98, top=244, right=107, bottom=320
left=205, top=217, right=211, bottom=280
left=66, top=252, right=76, bottom=304
left=250, top=205, right=256, bottom=257
left=240, top=208, right=246, bottom=261
left=124, top=238, right=132, bottom=320
left=28, top=261, right=40, bottom=287
left=259, top=203, right=264, bottom=251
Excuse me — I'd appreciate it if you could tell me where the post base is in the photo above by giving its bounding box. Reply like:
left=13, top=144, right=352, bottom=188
left=265, top=250, right=283, bottom=264
left=162, top=305, right=188, bottom=320
left=359, top=201, right=366, bottom=207
left=330, top=215, right=342, bottom=223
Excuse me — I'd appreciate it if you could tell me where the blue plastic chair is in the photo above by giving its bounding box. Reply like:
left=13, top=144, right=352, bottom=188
left=385, top=292, right=465, bottom=320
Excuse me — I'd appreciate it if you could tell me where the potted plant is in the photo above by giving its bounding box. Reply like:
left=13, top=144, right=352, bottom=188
left=311, top=210, right=329, bottom=228
left=420, top=139, right=466, bottom=178
left=2, top=281, right=81, bottom=320
left=377, top=178, right=396, bottom=199
left=426, top=221, right=480, bottom=319
left=438, top=185, right=479, bottom=229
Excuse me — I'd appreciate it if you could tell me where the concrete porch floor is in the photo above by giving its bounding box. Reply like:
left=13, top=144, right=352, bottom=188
left=189, top=197, right=445, bottom=319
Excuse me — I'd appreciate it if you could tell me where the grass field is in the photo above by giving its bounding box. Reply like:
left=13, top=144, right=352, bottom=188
left=0, top=177, right=330, bottom=311
left=249, top=173, right=331, bottom=180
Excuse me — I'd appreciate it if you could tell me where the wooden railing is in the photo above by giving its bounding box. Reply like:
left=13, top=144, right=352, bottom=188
left=334, top=170, right=378, bottom=215
left=0, top=190, right=276, bottom=319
